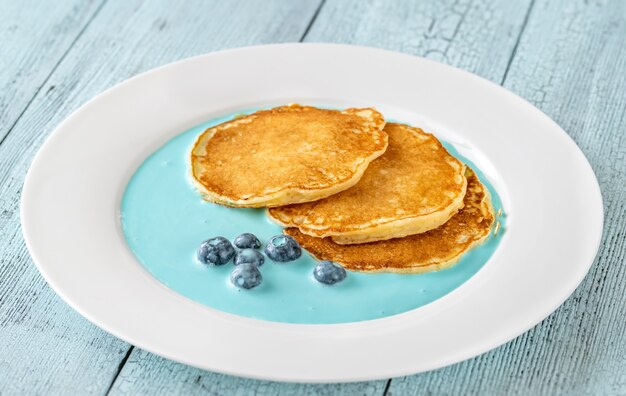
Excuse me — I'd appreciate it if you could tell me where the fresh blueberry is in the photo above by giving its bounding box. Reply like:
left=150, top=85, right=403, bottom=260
left=233, top=233, right=261, bottom=249
left=264, top=235, right=301, bottom=262
left=234, top=248, right=265, bottom=267
left=197, top=236, right=235, bottom=266
left=230, top=263, right=262, bottom=289
left=313, top=261, right=347, bottom=285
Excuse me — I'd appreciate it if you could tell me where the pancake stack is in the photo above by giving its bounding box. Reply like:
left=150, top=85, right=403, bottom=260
left=191, top=104, right=495, bottom=273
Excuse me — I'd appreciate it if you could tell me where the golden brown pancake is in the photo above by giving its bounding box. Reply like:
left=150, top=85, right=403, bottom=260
left=269, top=123, right=467, bottom=243
left=285, top=168, right=494, bottom=273
left=190, top=105, right=387, bottom=207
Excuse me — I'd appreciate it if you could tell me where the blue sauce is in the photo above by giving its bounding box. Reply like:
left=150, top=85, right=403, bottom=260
left=121, top=111, right=506, bottom=324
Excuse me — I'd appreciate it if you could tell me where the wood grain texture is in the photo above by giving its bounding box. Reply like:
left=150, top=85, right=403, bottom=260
left=388, top=0, right=626, bottom=395
left=305, top=0, right=533, bottom=83
left=0, top=0, right=320, bottom=394
left=0, top=0, right=104, bottom=143
left=108, top=348, right=385, bottom=396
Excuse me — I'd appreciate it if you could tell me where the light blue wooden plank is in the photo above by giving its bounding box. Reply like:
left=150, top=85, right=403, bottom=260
left=305, top=0, right=533, bottom=83
left=388, top=0, right=626, bottom=395
left=109, top=348, right=385, bottom=396
left=0, top=1, right=323, bottom=394
left=0, top=0, right=104, bottom=143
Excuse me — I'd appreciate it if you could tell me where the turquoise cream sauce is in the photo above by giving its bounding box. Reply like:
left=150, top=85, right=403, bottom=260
left=121, top=111, right=506, bottom=324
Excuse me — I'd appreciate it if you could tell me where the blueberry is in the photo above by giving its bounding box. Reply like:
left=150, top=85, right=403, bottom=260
left=234, top=248, right=265, bottom=267
left=197, top=236, right=235, bottom=265
left=264, top=235, right=301, bottom=262
left=230, top=263, right=262, bottom=289
left=233, top=233, right=261, bottom=249
left=313, top=261, right=347, bottom=285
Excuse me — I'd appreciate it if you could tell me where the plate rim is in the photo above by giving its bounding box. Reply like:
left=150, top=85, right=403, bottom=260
left=20, top=43, right=604, bottom=382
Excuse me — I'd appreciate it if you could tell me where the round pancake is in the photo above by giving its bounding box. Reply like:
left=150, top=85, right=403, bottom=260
left=285, top=168, right=494, bottom=273
left=191, top=105, right=387, bottom=207
left=268, top=123, right=467, bottom=243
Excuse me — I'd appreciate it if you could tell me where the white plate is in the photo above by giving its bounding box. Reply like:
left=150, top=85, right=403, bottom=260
left=21, top=44, right=603, bottom=382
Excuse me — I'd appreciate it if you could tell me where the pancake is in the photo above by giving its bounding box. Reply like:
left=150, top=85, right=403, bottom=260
left=268, top=123, right=467, bottom=244
left=191, top=105, right=387, bottom=207
left=285, top=168, right=494, bottom=273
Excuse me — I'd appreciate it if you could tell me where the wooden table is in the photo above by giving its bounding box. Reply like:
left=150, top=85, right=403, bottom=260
left=1, top=0, right=624, bottom=394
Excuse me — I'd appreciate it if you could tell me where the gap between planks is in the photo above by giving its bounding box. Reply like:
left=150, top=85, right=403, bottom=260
left=300, top=0, right=327, bottom=42
left=105, top=346, right=135, bottom=396
left=500, top=0, right=536, bottom=85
